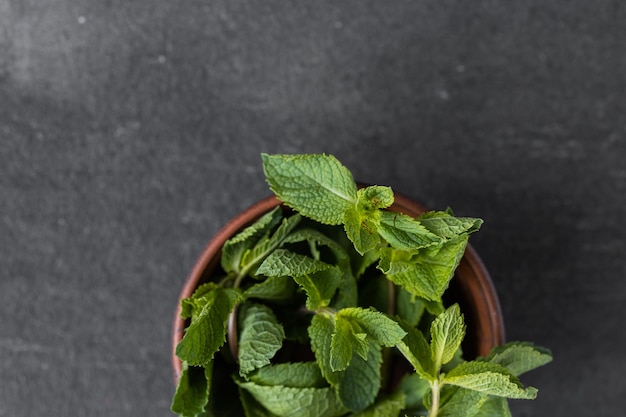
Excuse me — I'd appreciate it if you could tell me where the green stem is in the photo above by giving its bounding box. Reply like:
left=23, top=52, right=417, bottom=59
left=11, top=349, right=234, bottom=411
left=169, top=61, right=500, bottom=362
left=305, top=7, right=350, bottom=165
left=232, top=241, right=278, bottom=289
left=316, top=306, right=337, bottom=317
left=233, top=272, right=246, bottom=289
left=428, top=380, right=441, bottom=417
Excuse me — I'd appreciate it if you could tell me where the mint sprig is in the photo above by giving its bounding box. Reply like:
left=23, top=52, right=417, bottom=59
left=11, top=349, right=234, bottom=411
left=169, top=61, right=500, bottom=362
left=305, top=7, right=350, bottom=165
left=171, top=361, right=212, bottom=417
left=175, top=287, right=242, bottom=366
left=172, top=153, right=551, bottom=417
left=221, top=207, right=283, bottom=274
left=238, top=303, right=285, bottom=376
left=430, top=304, right=466, bottom=371
left=443, top=361, right=537, bottom=399
left=262, top=153, right=357, bottom=225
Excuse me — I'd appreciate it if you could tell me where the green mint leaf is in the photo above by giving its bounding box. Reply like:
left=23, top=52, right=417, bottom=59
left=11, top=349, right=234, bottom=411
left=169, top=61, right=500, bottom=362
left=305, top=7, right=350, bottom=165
left=336, top=339, right=383, bottom=411
left=176, top=288, right=242, bottom=366
left=293, top=267, right=343, bottom=310
left=238, top=303, right=285, bottom=376
left=343, top=186, right=396, bottom=255
left=473, top=395, right=512, bottom=417
left=244, top=275, right=296, bottom=301
left=241, top=214, right=302, bottom=277
left=331, top=272, right=358, bottom=310
left=350, top=391, right=406, bottom=417
left=357, top=185, right=394, bottom=210
left=262, top=153, right=357, bottom=225
left=257, top=245, right=342, bottom=310
left=180, top=282, right=221, bottom=320
left=481, top=342, right=553, bottom=377
left=236, top=379, right=348, bottom=417
left=222, top=207, right=283, bottom=273
left=377, top=247, right=414, bottom=275
left=330, top=315, right=369, bottom=372
left=423, top=298, right=445, bottom=315
left=256, top=247, right=341, bottom=310
left=395, top=319, right=434, bottom=380
left=337, top=307, right=407, bottom=347
left=314, top=222, right=378, bottom=280
left=436, top=386, right=488, bottom=417
left=329, top=317, right=356, bottom=373
left=282, top=227, right=357, bottom=309
left=396, top=287, right=426, bottom=327
left=430, top=304, right=466, bottom=369
left=309, top=314, right=341, bottom=387
left=343, top=206, right=381, bottom=255
left=249, top=362, right=327, bottom=388
left=171, top=361, right=212, bottom=417
left=443, top=361, right=538, bottom=399
left=282, top=228, right=350, bottom=265
left=239, top=387, right=282, bottom=417
left=417, top=211, right=483, bottom=239
left=442, top=345, right=466, bottom=374
left=309, top=315, right=383, bottom=410
left=381, top=235, right=469, bottom=301
left=378, top=211, right=442, bottom=251
left=256, top=249, right=333, bottom=278
left=266, top=213, right=302, bottom=247
left=470, top=394, right=513, bottom=417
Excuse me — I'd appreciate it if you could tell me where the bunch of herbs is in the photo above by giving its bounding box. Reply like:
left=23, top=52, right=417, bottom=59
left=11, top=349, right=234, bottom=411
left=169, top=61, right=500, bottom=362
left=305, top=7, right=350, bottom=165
left=172, top=153, right=551, bottom=417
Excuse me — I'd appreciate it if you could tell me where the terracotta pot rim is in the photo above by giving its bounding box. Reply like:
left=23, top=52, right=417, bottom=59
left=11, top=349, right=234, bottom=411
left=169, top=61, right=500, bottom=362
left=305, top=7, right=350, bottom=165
left=171, top=193, right=505, bottom=379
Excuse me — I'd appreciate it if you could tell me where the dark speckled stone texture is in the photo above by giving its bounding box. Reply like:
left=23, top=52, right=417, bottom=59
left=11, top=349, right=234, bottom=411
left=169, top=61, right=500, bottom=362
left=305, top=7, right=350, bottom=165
left=1, top=1, right=625, bottom=415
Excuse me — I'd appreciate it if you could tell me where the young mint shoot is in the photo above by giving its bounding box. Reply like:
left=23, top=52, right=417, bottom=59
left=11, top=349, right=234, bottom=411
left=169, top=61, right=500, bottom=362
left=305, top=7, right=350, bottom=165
left=172, top=153, right=552, bottom=417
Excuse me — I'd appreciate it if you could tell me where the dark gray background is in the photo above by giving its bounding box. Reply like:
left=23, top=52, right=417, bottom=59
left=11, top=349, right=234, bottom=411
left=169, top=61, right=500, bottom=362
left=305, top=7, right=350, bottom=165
left=1, top=1, right=625, bottom=415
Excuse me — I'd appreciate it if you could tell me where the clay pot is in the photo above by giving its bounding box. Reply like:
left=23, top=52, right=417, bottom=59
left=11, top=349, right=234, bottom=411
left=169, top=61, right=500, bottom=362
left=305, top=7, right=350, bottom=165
left=172, top=193, right=505, bottom=378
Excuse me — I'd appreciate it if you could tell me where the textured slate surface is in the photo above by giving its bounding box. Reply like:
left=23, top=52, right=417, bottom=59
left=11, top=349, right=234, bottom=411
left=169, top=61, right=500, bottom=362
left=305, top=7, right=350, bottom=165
left=1, top=1, right=625, bottom=415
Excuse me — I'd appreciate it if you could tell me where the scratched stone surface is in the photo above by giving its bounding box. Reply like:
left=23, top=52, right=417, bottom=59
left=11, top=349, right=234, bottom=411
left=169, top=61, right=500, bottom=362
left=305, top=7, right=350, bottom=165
left=1, top=1, right=625, bottom=415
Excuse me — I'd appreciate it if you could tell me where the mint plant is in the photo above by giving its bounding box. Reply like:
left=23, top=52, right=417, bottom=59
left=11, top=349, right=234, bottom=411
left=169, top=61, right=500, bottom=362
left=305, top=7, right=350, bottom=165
left=172, top=153, right=551, bottom=417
